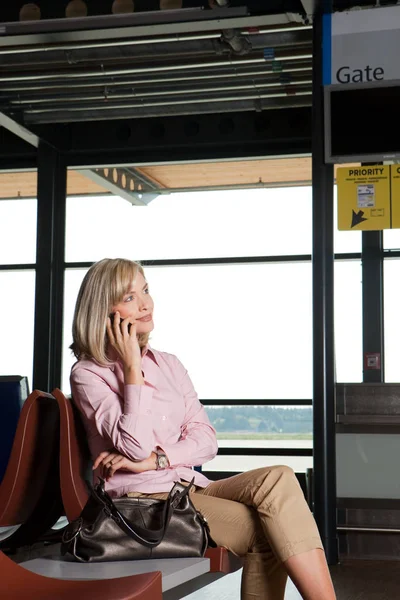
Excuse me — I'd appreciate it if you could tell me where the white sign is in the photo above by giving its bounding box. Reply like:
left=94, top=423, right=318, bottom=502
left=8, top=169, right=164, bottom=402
left=323, top=6, right=400, bottom=85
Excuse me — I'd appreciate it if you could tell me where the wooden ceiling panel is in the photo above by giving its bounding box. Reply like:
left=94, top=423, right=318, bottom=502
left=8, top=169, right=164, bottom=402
left=0, top=170, right=108, bottom=199
left=138, top=159, right=360, bottom=189
left=0, top=158, right=358, bottom=198
left=138, top=158, right=313, bottom=189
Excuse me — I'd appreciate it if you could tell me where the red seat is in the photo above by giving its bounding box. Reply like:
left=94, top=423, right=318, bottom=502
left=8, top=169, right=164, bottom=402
left=0, top=550, right=161, bottom=600
left=0, top=390, right=63, bottom=547
left=52, top=388, right=91, bottom=521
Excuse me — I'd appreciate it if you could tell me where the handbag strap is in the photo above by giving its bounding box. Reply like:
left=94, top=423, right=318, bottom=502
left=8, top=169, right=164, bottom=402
left=94, top=477, right=195, bottom=548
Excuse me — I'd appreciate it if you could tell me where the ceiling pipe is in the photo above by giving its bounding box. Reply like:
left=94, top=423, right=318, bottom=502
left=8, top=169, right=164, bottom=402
left=22, top=86, right=312, bottom=116
left=24, top=95, right=311, bottom=124
left=0, top=25, right=311, bottom=56
left=6, top=76, right=313, bottom=106
left=0, top=29, right=311, bottom=69
left=0, top=62, right=313, bottom=93
left=0, top=49, right=312, bottom=82
left=0, top=61, right=312, bottom=92
left=0, top=32, right=220, bottom=55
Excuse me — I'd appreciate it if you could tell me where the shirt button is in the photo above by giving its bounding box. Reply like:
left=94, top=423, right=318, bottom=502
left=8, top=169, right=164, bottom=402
left=146, top=410, right=151, bottom=415
left=162, top=416, right=167, bottom=421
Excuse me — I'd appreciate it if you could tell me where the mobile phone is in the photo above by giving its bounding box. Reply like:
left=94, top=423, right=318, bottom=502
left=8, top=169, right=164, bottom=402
left=109, top=313, right=132, bottom=333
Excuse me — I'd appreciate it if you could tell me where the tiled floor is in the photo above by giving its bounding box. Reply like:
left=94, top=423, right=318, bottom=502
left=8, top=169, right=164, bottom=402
left=183, top=560, right=400, bottom=599
left=9, top=543, right=400, bottom=600
left=182, top=569, right=301, bottom=599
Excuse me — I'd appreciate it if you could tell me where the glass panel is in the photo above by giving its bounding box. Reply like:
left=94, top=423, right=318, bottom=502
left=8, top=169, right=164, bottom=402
left=0, top=271, right=35, bottom=389
left=205, top=405, right=312, bottom=443
left=334, top=185, right=361, bottom=254
left=0, top=199, right=37, bottom=264
left=336, top=433, right=400, bottom=498
left=62, top=263, right=313, bottom=399
left=204, top=404, right=312, bottom=473
left=62, top=268, right=87, bottom=394
left=204, top=454, right=313, bottom=473
left=65, top=186, right=312, bottom=262
left=384, top=259, right=400, bottom=382
left=148, top=263, right=312, bottom=400
left=62, top=262, right=361, bottom=392
left=384, top=229, right=400, bottom=250
left=334, top=261, right=363, bottom=382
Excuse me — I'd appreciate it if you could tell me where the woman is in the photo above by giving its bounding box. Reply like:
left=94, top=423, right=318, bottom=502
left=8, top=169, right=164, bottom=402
left=70, top=257, right=336, bottom=600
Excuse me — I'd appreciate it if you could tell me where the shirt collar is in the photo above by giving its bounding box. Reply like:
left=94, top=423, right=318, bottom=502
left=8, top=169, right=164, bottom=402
left=142, top=344, right=159, bottom=366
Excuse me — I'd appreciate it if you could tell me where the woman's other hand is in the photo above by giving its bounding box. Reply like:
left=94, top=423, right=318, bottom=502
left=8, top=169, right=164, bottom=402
left=93, top=449, right=157, bottom=480
left=106, top=311, right=144, bottom=384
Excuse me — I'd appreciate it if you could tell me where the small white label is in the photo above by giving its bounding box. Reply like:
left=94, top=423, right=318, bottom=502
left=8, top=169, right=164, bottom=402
left=357, top=184, right=375, bottom=208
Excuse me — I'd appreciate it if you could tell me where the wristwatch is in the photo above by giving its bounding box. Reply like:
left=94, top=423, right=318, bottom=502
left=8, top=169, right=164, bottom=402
left=155, top=448, right=169, bottom=470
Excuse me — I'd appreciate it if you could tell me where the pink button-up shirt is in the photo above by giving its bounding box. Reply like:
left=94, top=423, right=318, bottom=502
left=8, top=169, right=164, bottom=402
left=70, top=346, right=218, bottom=497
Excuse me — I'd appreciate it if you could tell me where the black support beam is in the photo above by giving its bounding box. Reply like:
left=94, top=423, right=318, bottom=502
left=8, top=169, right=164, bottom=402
left=0, top=127, right=37, bottom=170
left=0, top=108, right=311, bottom=169
left=311, top=7, right=338, bottom=565
left=32, top=143, right=67, bottom=392
left=64, top=108, right=312, bottom=166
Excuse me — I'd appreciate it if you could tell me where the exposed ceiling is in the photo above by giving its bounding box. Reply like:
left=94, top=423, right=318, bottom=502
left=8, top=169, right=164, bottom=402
left=0, top=4, right=313, bottom=125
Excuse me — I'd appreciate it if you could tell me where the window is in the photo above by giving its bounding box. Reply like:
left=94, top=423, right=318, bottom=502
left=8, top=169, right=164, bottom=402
left=0, top=199, right=37, bottom=264
left=64, top=183, right=360, bottom=475
left=0, top=194, right=37, bottom=390
left=334, top=185, right=361, bottom=254
left=62, top=262, right=313, bottom=399
left=384, top=229, right=400, bottom=250
left=334, top=260, right=363, bottom=382
left=205, top=453, right=313, bottom=474
left=148, top=262, right=312, bottom=400
left=62, top=268, right=87, bottom=393
left=0, top=271, right=36, bottom=389
left=203, top=404, right=312, bottom=473
left=383, top=259, right=400, bottom=382
left=65, top=187, right=312, bottom=262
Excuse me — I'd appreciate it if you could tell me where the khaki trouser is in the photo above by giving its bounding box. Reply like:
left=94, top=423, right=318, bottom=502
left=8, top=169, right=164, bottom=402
left=128, top=465, right=323, bottom=600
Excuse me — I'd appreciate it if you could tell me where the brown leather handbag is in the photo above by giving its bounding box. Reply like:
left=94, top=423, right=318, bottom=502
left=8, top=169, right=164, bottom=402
left=61, top=477, right=215, bottom=562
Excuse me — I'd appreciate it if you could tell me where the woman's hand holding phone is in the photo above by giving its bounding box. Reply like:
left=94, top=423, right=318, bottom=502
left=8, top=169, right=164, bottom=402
left=106, top=311, right=144, bottom=385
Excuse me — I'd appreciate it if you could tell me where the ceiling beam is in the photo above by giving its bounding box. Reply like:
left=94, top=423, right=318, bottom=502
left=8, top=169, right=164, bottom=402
left=0, top=7, right=290, bottom=48
left=0, top=110, right=40, bottom=148
left=79, top=167, right=161, bottom=205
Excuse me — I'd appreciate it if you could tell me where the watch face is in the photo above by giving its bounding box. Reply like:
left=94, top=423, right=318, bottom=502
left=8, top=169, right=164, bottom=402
left=158, top=454, right=169, bottom=469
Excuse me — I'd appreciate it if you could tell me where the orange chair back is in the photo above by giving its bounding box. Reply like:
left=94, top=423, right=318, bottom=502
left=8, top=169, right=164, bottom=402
left=52, top=388, right=91, bottom=521
left=0, top=390, right=59, bottom=526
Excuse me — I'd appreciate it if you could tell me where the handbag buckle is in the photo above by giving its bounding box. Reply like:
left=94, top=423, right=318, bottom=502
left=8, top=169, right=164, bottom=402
left=62, top=517, right=83, bottom=544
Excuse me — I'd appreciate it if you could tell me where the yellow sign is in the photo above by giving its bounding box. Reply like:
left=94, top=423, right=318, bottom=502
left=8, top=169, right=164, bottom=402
left=337, top=166, right=391, bottom=231
left=391, top=165, right=400, bottom=229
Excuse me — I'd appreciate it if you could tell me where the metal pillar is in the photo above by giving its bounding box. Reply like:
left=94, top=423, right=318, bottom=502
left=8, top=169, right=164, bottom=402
left=362, top=230, right=384, bottom=382
left=32, top=142, right=67, bottom=392
left=311, top=8, right=338, bottom=564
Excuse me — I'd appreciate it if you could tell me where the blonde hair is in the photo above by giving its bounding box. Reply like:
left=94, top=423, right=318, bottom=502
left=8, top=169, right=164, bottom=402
left=70, top=258, right=150, bottom=364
